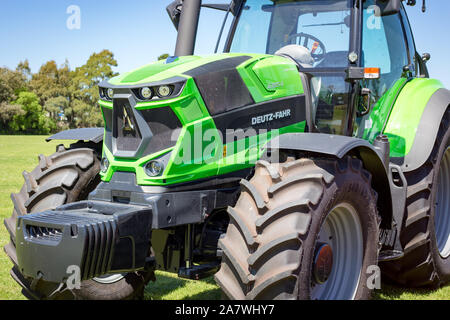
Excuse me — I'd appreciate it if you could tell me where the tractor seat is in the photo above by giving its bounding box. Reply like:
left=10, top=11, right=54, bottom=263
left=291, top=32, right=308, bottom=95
left=275, top=44, right=314, bottom=68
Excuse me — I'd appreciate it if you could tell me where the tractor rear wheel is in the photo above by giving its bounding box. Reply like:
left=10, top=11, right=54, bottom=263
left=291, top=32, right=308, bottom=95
left=381, top=108, right=450, bottom=287
left=215, top=156, right=379, bottom=300
left=3, top=142, right=154, bottom=300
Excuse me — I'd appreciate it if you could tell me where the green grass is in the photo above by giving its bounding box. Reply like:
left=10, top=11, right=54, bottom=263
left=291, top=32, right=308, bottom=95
left=0, top=136, right=62, bottom=299
left=0, top=135, right=449, bottom=300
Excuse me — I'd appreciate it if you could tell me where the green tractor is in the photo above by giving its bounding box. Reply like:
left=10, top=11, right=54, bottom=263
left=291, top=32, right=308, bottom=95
left=4, top=0, right=449, bottom=300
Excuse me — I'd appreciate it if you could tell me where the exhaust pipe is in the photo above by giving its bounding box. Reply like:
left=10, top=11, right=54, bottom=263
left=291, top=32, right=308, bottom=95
left=174, top=0, right=202, bottom=56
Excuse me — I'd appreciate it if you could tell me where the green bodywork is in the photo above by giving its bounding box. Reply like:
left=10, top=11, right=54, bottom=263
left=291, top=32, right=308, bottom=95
left=99, top=52, right=444, bottom=186
left=362, top=77, right=445, bottom=158
left=383, top=78, right=445, bottom=157
left=99, top=53, right=305, bottom=186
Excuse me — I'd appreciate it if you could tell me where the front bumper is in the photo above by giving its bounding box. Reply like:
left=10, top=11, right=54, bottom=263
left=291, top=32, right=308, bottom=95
left=15, top=172, right=239, bottom=284
left=16, top=201, right=152, bottom=284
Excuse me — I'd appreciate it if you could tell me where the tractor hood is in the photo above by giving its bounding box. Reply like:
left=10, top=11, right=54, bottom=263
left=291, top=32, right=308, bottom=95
left=109, top=55, right=201, bottom=85
left=108, top=54, right=253, bottom=86
left=98, top=53, right=307, bottom=186
left=107, top=53, right=301, bottom=91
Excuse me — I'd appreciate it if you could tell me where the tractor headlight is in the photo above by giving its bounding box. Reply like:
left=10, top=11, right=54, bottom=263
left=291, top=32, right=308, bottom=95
left=140, top=87, right=153, bottom=100
left=100, top=157, right=110, bottom=173
left=157, top=85, right=172, bottom=98
left=106, top=88, right=114, bottom=100
left=145, top=160, right=164, bottom=177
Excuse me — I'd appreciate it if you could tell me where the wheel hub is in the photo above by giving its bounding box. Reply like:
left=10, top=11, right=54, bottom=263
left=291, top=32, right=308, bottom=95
left=310, top=202, right=363, bottom=300
left=313, top=243, right=333, bottom=284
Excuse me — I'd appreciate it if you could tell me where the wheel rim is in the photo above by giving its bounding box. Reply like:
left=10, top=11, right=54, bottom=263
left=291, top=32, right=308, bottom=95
left=435, top=147, right=450, bottom=258
left=310, top=202, right=363, bottom=300
left=92, top=273, right=125, bottom=284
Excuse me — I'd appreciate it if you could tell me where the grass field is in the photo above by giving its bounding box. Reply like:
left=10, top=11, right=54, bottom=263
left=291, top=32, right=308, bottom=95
left=0, top=135, right=449, bottom=300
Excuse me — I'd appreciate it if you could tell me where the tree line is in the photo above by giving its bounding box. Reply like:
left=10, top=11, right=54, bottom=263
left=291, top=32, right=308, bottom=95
left=0, top=51, right=171, bottom=135
left=0, top=50, right=120, bottom=134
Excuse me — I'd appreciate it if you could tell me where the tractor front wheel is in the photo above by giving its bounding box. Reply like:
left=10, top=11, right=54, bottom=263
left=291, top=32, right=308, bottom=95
left=3, top=142, right=154, bottom=300
left=215, top=156, right=379, bottom=300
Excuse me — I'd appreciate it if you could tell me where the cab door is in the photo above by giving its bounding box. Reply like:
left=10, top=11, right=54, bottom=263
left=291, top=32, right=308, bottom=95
left=356, top=0, right=413, bottom=141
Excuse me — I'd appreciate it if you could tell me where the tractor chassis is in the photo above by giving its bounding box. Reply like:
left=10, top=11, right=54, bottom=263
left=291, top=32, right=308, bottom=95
left=15, top=171, right=240, bottom=284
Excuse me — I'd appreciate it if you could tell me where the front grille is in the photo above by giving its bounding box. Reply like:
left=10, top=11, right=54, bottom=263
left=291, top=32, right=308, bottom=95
left=140, top=107, right=182, bottom=154
left=26, top=225, right=62, bottom=242
left=113, top=97, right=142, bottom=153
left=102, top=98, right=182, bottom=158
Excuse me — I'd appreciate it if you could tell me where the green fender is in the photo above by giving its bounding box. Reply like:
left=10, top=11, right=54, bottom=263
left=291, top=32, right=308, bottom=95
left=384, top=78, right=450, bottom=172
left=265, top=133, right=393, bottom=227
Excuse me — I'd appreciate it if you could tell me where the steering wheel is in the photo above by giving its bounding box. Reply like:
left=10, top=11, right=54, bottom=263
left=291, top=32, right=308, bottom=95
left=286, top=32, right=327, bottom=61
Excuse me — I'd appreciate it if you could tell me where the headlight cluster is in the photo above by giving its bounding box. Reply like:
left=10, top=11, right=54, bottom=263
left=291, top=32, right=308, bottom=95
left=99, top=82, right=183, bottom=102
left=135, top=85, right=174, bottom=101
left=99, top=87, right=114, bottom=101
left=101, top=156, right=165, bottom=176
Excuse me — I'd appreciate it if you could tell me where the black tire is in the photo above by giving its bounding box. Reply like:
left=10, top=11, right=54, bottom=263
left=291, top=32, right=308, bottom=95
left=215, top=156, right=379, bottom=300
left=381, top=108, right=450, bottom=287
left=3, top=143, right=153, bottom=300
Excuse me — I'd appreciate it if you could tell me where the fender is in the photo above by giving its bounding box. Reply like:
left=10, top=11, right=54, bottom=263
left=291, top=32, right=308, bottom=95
left=385, top=79, right=450, bottom=172
left=265, top=132, right=393, bottom=227
left=46, top=127, right=104, bottom=144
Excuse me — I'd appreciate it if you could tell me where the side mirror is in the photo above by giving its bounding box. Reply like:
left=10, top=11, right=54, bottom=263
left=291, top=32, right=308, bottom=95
left=166, top=0, right=183, bottom=30
left=376, top=0, right=401, bottom=16
left=422, top=53, right=431, bottom=63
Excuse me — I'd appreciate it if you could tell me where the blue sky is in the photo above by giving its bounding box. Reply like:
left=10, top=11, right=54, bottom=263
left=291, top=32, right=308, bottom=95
left=0, top=0, right=449, bottom=87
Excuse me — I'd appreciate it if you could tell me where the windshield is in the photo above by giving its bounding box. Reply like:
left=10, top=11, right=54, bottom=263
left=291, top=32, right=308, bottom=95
left=229, top=0, right=352, bottom=68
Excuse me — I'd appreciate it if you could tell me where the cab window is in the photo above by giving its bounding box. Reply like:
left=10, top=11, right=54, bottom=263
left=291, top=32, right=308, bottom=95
left=362, top=0, right=409, bottom=100
left=400, top=6, right=418, bottom=76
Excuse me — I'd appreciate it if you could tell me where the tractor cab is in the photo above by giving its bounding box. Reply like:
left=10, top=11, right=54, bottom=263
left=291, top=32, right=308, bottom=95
left=227, top=0, right=355, bottom=136
left=221, top=0, right=423, bottom=138
left=168, top=0, right=426, bottom=138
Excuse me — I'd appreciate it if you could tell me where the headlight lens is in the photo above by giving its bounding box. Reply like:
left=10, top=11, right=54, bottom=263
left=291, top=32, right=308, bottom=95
left=140, top=87, right=153, bottom=99
left=106, top=88, right=114, bottom=100
left=100, top=157, right=110, bottom=173
left=144, top=160, right=164, bottom=177
left=157, top=85, right=172, bottom=98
